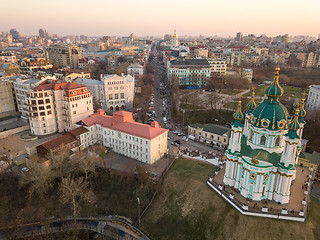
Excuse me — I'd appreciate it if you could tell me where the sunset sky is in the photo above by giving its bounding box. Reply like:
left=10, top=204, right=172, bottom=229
left=1, top=0, right=319, bottom=37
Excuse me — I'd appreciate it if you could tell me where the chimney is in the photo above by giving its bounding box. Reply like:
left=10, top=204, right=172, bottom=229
left=151, top=121, right=160, bottom=128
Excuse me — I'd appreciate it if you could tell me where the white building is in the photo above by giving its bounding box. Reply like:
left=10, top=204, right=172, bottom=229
left=127, top=62, right=144, bottom=78
left=76, top=109, right=168, bottom=164
left=306, top=85, right=320, bottom=116
left=27, top=81, right=93, bottom=135
left=100, top=74, right=135, bottom=111
left=13, top=76, right=53, bottom=118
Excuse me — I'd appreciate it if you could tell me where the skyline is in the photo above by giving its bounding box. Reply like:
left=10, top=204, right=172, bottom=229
left=1, top=0, right=319, bottom=38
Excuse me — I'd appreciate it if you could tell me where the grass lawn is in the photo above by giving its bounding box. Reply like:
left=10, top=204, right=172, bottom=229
left=283, top=86, right=308, bottom=99
left=180, top=103, right=201, bottom=110
left=141, top=158, right=320, bottom=240
left=185, top=109, right=234, bottom=125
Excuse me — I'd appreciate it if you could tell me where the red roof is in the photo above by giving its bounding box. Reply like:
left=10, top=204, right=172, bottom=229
left=33, top=82, right=89, bottom=97
left=80, top=110, right=168, bottom=140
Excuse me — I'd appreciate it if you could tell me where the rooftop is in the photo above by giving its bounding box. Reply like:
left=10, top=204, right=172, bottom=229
left=79, top=110, right=168, bottom=140
left=189, top=123, right=230, bottom=136
left=171, top=59, right=210, bottom=66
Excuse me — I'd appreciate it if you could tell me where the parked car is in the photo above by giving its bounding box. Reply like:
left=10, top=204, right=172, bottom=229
left=21, top=167, right=29, bottom=173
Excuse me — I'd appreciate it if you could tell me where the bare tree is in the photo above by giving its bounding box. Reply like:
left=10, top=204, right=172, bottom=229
left=74, top=154, right=96, bottom=181
left=0, top=135, right=24, bottom=175
left=207, top=92, right=219, bottom=110
left=19, top=159, right=53, bottom=199
left=60, top=175, right=95, bottom=223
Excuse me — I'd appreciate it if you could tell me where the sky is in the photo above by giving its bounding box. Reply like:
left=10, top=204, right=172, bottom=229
left=1, top=0, right=319, bottom=37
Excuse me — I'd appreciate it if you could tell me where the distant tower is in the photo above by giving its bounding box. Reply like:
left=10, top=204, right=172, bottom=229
left=39, top=28, right=47, bottom=38
left=236, top=32, right=243, bottom=41
left=172, top=29, right=179, bottom=48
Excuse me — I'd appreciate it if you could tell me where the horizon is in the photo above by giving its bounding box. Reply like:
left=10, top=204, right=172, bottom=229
left=1, top=0, right=319, bottom=38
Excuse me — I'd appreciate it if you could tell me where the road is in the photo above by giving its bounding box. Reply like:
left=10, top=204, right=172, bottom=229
left=149, top=48, right=224, bottom=156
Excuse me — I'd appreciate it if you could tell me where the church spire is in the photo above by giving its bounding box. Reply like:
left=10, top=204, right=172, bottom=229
left=286, top=108, right=301, bottom=139
left=232, top=97, right=244, bottom=127
left=247, top=87, right=257, bottom=113
left=265, top=67, right=284, bottom=98
left=298, top=92, right=307, bottom=124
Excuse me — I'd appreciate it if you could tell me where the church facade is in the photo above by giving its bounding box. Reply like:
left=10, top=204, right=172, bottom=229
left=223, top=67, right=306, bottom=204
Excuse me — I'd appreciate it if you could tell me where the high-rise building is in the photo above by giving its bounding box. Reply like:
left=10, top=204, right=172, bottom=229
left=306, top=85, right=320, bottom=117
left=9, top=29, right=22, bottom=40
left=46, top=44, right=82, bottom=68
left=27, top=81, right=93, bottom=135
left=39, top=28, right=48, bottom=39
left=236, top=32, right=243, bottom=41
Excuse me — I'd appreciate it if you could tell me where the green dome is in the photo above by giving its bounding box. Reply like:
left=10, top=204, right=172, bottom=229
left=265, top=68, right=284, bottom=98
left=286, top=109, right=300, bottom=139
left=232, top=100, right=244, bottom=127
left=252, top=98, right=289, bottom=130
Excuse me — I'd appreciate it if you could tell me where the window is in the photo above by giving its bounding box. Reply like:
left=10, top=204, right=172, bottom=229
left=38, top=100, right=44, bottom=104
left=109, top=94, right=113, bottom=100
left=275, top=136, right=280, bottom=146
left=45, top=99, right=50, bottom=103
left=260, top=135, right=266, bottom=146
left=120, top=93, right=124, bottom=99
left=115, top=93, right=119, bottom=99
left=249, top=130, right=253, bottom=140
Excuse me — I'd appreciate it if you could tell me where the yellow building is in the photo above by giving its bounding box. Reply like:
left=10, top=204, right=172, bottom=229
left=188, top=123, right=230, bottom=147
left=299, top=151, right=320, bottom=174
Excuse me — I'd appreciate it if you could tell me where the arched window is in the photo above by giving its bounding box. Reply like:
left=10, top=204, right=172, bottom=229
left=275, top=136, right=280, bottom=147
left=249, top=130, right=254, bottom=141
left=260, top=135, right=266, bottom=146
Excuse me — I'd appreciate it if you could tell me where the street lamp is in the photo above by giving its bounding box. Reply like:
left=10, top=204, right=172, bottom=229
left=137, top=197, right=140, bottom=226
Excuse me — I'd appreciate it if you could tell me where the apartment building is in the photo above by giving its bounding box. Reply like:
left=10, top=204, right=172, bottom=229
left=208, top=59, right=227, bottom=78
left=167, top=59, right=210, bottom=89
left=27, top=81, right=93, bottom=135
left=46, top=44, right=82, bottom=68
left=13, top=76, right=51, bottom=118
left=0, top=51, right=17, bottom=63
left=76, top=109, right=168, bottom=164
left=296, top=52, right=320, bottom=68
left=306, top=85, right=320, bottom=117
left=18, top=58, right=53, bottom=74
left=0, top=79, right=17, bottom=118
left=127, top=62, right=144, bottom=78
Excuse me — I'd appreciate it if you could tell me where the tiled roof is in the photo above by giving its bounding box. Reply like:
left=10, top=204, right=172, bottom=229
left=32, top=82, right=90, bottom=97
left=80, top=111, right=168, bottom=140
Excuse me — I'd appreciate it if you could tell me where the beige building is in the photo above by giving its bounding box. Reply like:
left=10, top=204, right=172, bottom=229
left=77, top=109, right=168, bottom=164
left=46, top=44, right=82, bottom=68
left=208, top=59, right=227, bottom=77
left=226, top=68, right=253, bottom=83
left=0, top=79, right=17, bottom=118
left=27, top=81, right=93, bottom=135
left=188, top=123, right=231, bottom=147
left=13, top=76, right=51, bottom=118
left=18, top=58, right=53, bottom=74
left=100, top=74, right=135, bottom=111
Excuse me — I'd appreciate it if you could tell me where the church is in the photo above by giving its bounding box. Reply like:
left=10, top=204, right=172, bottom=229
left=223, top=67, right=306, bottom=204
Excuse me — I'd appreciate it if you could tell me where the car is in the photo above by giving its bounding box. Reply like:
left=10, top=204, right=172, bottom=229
left=168, top=136, right=171, bottom=140
left=21, top=167, right=29, bottom=173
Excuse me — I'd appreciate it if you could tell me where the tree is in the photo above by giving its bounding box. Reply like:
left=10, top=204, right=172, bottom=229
left=75, top=154, right=96, bottom=181
left=60, top=175, right=95, bottom=223
left=0, top=134, right=24, bottom=175
left=19, top=158, right=53, bottom=199
left=287, top=55, right=302, bottom=68
left=207, top=92, right=219, bottom=110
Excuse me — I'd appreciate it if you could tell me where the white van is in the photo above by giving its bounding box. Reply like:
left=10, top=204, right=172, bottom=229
left=163, top=117, right=167, bottom=124
left=188, top=135, right=195, bottom=141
